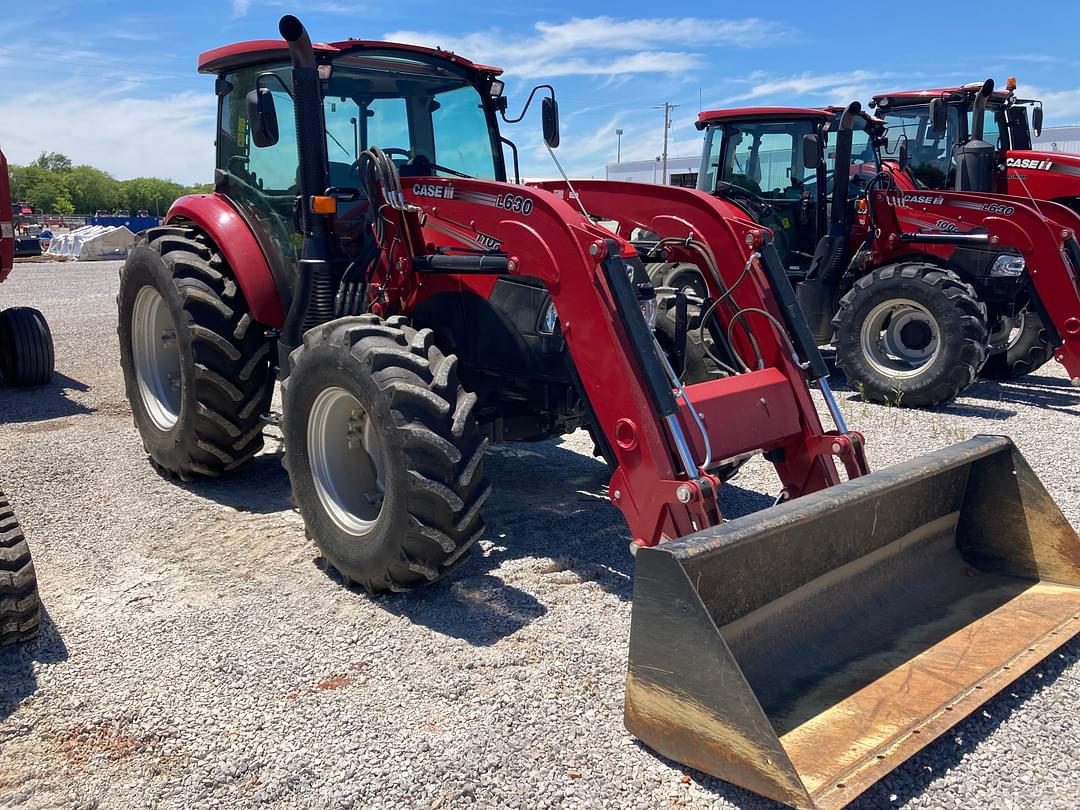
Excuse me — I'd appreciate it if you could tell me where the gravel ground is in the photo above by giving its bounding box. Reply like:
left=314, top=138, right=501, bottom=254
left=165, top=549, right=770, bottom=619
left=0, top=260, right=1078, bottom=810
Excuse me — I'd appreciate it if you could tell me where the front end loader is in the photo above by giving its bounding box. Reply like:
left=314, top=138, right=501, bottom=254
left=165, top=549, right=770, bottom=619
left=689, top=101, right=1080, bottom=403
left=114, top=16, right=1080, bottom=808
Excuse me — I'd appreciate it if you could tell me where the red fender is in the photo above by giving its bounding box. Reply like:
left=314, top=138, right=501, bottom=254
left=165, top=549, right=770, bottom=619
left=166, top=194, right=286, bottom=326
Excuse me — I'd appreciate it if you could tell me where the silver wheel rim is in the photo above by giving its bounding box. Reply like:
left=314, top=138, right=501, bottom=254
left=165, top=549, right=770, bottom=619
left=307, top=386, right=385, bottom=537
left=859, top=298, right=941, bottom=379
left=132, top=286, right=182, bottom=431
left=989, top=311, right=1025, bottom=354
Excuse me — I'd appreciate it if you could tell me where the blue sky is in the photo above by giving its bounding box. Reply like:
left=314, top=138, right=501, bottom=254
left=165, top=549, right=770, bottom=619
left=2, top=0, right=1079, bottom=184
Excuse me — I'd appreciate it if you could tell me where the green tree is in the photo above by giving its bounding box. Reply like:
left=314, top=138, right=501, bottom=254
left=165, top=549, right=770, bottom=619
left=31, top=151, right=73, bottom=173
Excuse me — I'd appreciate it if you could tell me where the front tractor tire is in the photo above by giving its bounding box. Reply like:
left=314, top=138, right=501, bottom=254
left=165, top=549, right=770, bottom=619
left=833, top=264, right=988, bottom=407
left=0, top=307, right=54, bottom=386
left=117, top=226, right=275, bottom=480
left=281, top=316, right=491, bottom=593
left=982, top=308, right=1055, bottom=380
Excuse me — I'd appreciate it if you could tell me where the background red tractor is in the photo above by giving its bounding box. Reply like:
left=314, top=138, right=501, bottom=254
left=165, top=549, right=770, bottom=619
left=113, top=16, right=1080, bottom=809
left=0, top=148, right=45, bottom=645
left=680, top=101, right=1080, bottom=404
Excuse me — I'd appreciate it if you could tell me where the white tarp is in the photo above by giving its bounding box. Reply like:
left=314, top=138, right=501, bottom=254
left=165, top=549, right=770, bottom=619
left=45, top=225, right=135, bottom=261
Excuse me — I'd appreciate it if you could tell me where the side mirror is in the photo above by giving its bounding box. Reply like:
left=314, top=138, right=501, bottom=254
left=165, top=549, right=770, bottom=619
left=247, top=87, right=280, bottom=148
left=1032, top=106, right=1044, bottom=137
left=802, top=133, right=821, bottom=169
left=929, top=98, right=947, bottom=135
left=542, top=96, right=560, bottom=149
left=898, top=141, right=910, bottom=173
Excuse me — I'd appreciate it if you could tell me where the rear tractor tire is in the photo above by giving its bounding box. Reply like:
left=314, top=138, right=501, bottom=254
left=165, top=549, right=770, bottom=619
left=117, top=226, right=275, bottom=480
left=833, top=264, right=988, bottom=407
left=281, top=315, right=491, bottom=593
left=0, top=491, right=40, bottom=646
left=0, top=307, right=54, bottom=386
left=981, top=308, right=1055, bottom=380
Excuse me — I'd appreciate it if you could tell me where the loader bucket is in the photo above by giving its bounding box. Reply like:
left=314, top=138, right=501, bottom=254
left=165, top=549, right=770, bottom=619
left=626, top=436, right=1080, bottom=810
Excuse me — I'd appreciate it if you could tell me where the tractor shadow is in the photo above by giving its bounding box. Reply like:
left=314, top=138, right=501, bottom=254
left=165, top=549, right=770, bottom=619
left=178, top=435, right=295, bottom=515
left=343, top=436, right=774, bottom=646
left=0, top=606, right=68, bottom=724
left=959, top=374, right=1080, bottom=413
left=0, top=373, right=93, bottom=423
left=646, top=633, right=1080, bottom=809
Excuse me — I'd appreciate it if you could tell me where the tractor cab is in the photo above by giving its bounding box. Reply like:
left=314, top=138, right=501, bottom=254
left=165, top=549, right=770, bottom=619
left=871, top=79, right=1045, bottom=193
left=202, top=38, right=517, bottom=280
left=696, top=106, right=882, bottom=280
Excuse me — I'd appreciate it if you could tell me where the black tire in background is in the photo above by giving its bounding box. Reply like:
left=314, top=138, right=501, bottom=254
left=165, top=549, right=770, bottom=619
left=833, top=263, right=988, bottom=407
left=0, top=491, right=40, bottom=646
left=981, top=308, right=1055, bottom=379
left=281, top=315, right=491, bottom=593
left=0, top=307, right=54, bottom=386
left=117, top=225, right=275, bottom=480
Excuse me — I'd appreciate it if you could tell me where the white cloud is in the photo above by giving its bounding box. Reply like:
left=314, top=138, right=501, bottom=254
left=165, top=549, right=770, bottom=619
left=1017, top=83, right=1080, bottom=126
left=232, top=0, right=252, bottom=16
left=0, top=90, right=215, bottom=184
left=385, top=16, right=794, bottom=78
left=724, top=70, right=890, bottom=105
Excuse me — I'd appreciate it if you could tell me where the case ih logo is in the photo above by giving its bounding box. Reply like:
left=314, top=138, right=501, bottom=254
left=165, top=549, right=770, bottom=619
left=887, top=193, right=945, bottom=207
left=412, top=183, right=455, bottom=199
left=1007, top=157, right=1054, bottom=171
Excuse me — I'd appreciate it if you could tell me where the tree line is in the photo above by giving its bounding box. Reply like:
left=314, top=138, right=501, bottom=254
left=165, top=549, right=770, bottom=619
left=9, top=152, right=212, bottom=216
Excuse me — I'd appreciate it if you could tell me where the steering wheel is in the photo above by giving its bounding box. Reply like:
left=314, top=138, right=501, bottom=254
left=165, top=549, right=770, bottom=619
left=715, top=180, right=775, bottom=215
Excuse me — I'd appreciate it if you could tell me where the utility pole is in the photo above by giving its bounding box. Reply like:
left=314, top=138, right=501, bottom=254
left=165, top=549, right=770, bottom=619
left=652, top=102, right=678, bottom=184
left=616, top=128, right=624, bottom=163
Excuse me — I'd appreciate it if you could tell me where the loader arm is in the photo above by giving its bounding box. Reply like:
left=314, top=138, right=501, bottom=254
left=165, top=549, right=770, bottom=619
left=871, top=188, right=1080, bottom=384
left=386, top=176, right=720, bottom=547
left=532, top=179, right=868, bottom=494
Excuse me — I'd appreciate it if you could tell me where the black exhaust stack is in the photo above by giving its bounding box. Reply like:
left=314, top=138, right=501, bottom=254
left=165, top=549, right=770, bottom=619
left=796, top=101, right=861, bottom=343
left=955, top=79, right=996, bottom=193
left=278, top=14, right=337, bottom=373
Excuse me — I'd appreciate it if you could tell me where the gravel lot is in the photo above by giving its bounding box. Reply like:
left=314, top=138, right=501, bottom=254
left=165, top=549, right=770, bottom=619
left=1, top=260, right=1078, bottom=810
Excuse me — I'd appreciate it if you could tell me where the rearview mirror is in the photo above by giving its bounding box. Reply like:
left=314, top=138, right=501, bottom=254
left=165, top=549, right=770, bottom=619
left=898, top=141, right=910, bottom=173
left=542, top=96, right=560, bottom=149
left=929, top=98, right=947, bottom=135
left=1032, top=106, right=1044, bottom=137
left=247, top=87, right=280, bottom=148
left=802, top=133, right=821, bottom=169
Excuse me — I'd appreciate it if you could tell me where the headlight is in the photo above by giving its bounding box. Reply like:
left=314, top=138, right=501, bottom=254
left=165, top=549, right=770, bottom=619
left=539, top=301, right=559, bottom=335
left=989, top=254, right=1026, bottom=277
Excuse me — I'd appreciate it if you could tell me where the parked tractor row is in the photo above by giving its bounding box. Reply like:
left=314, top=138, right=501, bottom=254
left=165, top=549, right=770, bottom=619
left=650, top=78, right=1080, bottom=407
left=102, top=16, right=1080, bottom=810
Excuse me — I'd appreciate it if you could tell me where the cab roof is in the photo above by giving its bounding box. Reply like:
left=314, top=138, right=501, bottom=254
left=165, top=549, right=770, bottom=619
left=198, top=39, right=503, bottom=77
left=871, top=85, right=1014, bottom=107
left=696, top=107, right=826, bottom=130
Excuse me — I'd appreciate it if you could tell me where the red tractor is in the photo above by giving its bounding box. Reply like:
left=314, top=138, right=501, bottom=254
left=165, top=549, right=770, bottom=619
left=683, top=102, right=1080, bottom=404
left=115, top=16, right=1080, bottom=809
left=869, top=77, right=1077, bottom=208
left=0, top=149, right=45, bottom=645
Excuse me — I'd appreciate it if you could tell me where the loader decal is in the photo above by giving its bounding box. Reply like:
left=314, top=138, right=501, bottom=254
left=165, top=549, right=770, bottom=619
left=886, top=193, right=946, bottom=207
left=951, top=200, right=1015, bottom=216
left=412, top=183, right=455, bottom=199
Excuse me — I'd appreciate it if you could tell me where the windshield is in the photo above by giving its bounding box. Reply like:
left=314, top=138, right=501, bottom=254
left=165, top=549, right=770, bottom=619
left=879, top=105, right=961, bottom=189
left=324, top=52, right=501, bottom=184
